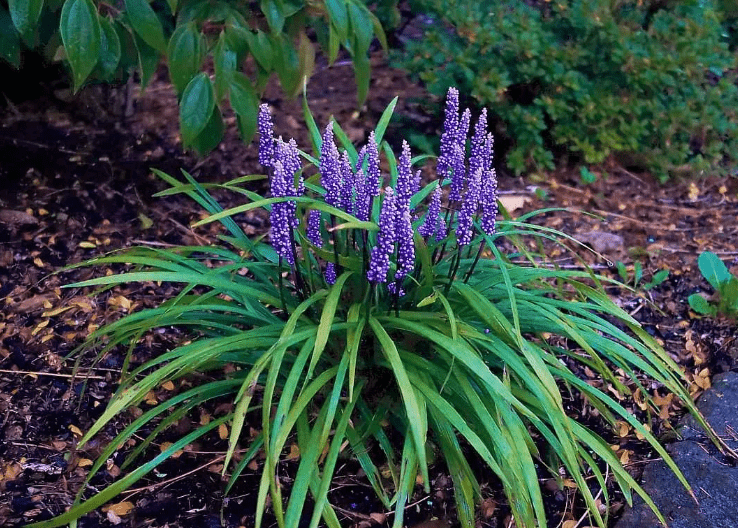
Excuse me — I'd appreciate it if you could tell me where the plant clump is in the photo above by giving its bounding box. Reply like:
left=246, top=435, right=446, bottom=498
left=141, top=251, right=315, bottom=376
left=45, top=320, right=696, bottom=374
left=34, top=90, right=722, bottom=528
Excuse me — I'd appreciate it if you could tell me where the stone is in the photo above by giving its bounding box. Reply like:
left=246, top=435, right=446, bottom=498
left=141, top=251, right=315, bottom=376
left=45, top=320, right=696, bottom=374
left=615, top=372, right=738, bottom=528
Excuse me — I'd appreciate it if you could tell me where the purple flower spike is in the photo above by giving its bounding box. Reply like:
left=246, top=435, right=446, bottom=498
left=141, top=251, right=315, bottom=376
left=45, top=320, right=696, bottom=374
left=354, top=167, right=371, bottom=222
left=469, top=108, right=488, bottom=180
left=367, top=187, right=397, bottom=284
left=270, top=160, right=295, bottom=265
left=419, top=186, right=443, bottom=239
left=307, top=210, right=323, bottom=247
left=448, top=143, right=466, bottom=202
left=396, top=141, right=414, bottom=207
left=367, top=131, right=381, bottom=196
left=480, top=133, right=498, bottom=236
left=394, top=206, right=415, bottom=278
left=456, top=168, right=482, bottom=246
left=325, top=262, right=337, bottom=285
left=258, top=104, right=275, bottom=167
left=339, top=150, right=354, bottom=213
left=320, top=122, right=341, bottom=208
left=436, top=216, right=448, bottom=242
left=437, top=87, right=460, bottom=178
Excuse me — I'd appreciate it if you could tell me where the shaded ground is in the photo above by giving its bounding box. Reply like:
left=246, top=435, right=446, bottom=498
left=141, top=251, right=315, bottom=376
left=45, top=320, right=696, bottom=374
left=1, top=50, right=738, bottom=528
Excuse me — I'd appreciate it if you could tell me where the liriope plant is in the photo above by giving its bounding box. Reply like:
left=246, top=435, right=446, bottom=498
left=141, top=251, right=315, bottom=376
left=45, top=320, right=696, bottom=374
left=34, top=89, right=720, bottom=528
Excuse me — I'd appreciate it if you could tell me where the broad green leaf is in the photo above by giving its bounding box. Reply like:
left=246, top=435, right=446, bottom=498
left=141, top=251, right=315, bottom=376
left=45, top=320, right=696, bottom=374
left=327, top=22, right=340, bottom=65
left=229, top=72, right=258, bottom=143
left=179, top=72, right=215, bottom=147
left=59, top=0, right=100, bottom=91
left=213, top=33, right=237, bottom=100
left=125, top=0, right=167, bottom=53
left=166, top=0, right=177, bottom=14
left=8, top=0, right=44, bottom=44
left=96, top=16, right=121, bottom=80
left=348, top=2, right=372, bottom=57
left=0, top=7, right=21, bottom=67
left=297, top=31, right=315, bottom=87
left=261, top=0, right=285, bottom=33
left=274, top=34, right=300, bottom=96
left=698, top=251, right=731, bottom=291
left=245, top=29, right=273, bottom=72
left=167, top=22, right=204, bottom=95
left=325, top=0, right=348, bottom=41
left=132, top=30, right=159, bottom=89
left=224, top=24, right=250, bottom=59
left=190, top=106, right=223, bottom=155
left=688, top=294, right=715, bottom=315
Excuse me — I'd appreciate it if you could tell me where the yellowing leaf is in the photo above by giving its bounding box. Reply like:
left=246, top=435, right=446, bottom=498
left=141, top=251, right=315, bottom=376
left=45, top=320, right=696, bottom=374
left=69, top=425, right=83, bottom=437
left=286, top=443, right=300, bottom=460
left=218, top=423, right=229, bottom=440
left=104, top=501, right=134, bottom=516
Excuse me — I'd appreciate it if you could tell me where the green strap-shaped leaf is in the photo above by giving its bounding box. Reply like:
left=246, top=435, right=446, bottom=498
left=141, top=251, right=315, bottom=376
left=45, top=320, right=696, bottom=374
left=167, top=22, right=204, bottom=95
left=229, top=72, right=259, bottom=143
left=0, top=7, right=21, bottom=67
left=125, top=0, right=167, bottom=53
left=8, top=0, right=44, bottom=44
left=59, top=0, right=100, bottom=92
left=179, top=72, right=215, bottom=147
left=96, top=16, right=121, bottom=80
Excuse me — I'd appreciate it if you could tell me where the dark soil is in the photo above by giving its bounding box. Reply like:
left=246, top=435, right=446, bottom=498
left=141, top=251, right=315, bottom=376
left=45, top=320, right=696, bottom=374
left=1, top=49, right=738, bottom=528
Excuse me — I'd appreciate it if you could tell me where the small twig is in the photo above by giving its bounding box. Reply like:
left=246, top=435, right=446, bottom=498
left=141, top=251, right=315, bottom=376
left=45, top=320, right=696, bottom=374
left=121, top=455, right=225, bottom=497
left=0, top=369, right=106, bottom=380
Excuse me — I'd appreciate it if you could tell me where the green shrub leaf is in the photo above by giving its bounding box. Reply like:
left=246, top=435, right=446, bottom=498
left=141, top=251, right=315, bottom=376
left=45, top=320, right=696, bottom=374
left=0, top=7, right=21, bottom=67
left=59, top=0, right=100, bottom=92
left=261, top=0, right=285, bottom=34
left=213, top=33, right=237, bottom=100
left=229, top=72, right=258, bottom=143
left=132, top=29, right=159, bottom=89
left=179, top=72, right=215, bottom=147
left=190, top=106, right=224, bottom=155
left=8, top=0, right=44, bottom=44
left=167, top=22, right=204, bottom=95
left=125, top=0, right=167, bottom=53
left=325, top=0, right=348, bottom=42
left=96, top=16, right=121, bottom=80
left=348, top=2, right=372, bottom=57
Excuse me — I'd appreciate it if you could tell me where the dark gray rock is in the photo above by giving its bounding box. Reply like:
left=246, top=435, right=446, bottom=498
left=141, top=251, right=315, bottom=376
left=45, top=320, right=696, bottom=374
left=615, top=372, right=738, bottom=528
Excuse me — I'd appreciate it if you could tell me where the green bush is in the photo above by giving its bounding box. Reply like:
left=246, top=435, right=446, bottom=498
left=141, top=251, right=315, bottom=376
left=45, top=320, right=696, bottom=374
left=395, top=0, right=738, bottom=180
left=30, top=91, right=721, bottom=528
left=0, top=0, right=388, bottom=154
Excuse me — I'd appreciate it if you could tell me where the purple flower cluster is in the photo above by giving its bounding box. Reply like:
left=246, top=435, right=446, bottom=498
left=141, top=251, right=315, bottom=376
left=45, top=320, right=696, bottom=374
left=259, top=104, right=305, bottom=265
left=418, top=187, right=447, bottom=241
left=320, top=123, right=342, bottom=208
left=392, top=142, right=417, bottom=285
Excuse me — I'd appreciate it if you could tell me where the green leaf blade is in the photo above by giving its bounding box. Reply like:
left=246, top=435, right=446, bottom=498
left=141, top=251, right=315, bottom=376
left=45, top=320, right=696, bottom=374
left=59, top=0, right=101, bottom=92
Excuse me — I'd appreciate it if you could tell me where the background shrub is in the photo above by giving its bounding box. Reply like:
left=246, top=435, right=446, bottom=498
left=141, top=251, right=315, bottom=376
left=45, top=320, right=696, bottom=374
left=0, top=0, right=389, bottom=154
left=395, top=0, right=738, bottom=180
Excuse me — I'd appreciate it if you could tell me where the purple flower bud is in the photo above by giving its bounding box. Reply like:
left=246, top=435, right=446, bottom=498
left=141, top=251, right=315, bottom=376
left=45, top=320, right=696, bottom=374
left=436, top=216, right=448, bottom=242
left=393, top=206, right=415, bottom=279
left=437, top=87, right=459, bottom=178
left=325, top=262, right=337, bottom=285
left=387, top=282, right=406, bottom=297
left=270, top=160, right=295, bottom=265
left=456, top=168, right=482, bottom=246
left=367, top=187, right=397, bottom=284
left=307, top=210, right=323, bottom=247
left=469, top=108, right=488, bottom=180
left=479, top=134, right=498, bottom=236
left=320, top=122, right=341, bottom=208
left=448, top=143, right=466, bottom=202
left=418, top=187, right=443, bottom=239
left=367, top=131, right=381, bottom=196
left=396, top=141, right=414, bottom=207
left=258, top=104, right=275, bottom=167
left=339, top=150, right=354, bottom=213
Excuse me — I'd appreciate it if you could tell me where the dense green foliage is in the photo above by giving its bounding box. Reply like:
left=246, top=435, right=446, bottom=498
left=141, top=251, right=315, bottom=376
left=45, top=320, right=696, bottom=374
left=29, top=94, right=719, bottom=528
left=689, top=251, right=738, bottom=319
left=396, top=0, right=738, bottom=179
left=0, top=0, right=387, bottom=154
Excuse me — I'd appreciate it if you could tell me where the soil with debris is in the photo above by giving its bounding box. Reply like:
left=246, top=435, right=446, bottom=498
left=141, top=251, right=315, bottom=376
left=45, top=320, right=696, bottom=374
left=1, top=48, right=737, bottom=528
